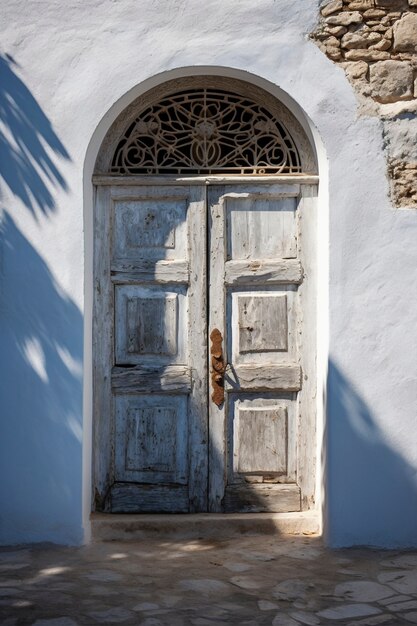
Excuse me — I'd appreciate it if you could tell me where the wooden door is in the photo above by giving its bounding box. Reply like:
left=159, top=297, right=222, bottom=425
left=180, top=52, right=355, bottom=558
left=208, top=183, right=316, bottom=513
left=93, top=180, right=316, bottom=514
left=94, top=184, right=208, bottom=512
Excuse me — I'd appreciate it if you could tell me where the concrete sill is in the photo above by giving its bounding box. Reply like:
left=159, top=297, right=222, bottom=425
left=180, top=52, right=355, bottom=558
left=91, top=511, right=320, bottom=542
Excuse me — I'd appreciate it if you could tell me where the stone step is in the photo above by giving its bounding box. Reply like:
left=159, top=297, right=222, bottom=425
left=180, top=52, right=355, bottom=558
left=90, top=511, right=320, bottom=542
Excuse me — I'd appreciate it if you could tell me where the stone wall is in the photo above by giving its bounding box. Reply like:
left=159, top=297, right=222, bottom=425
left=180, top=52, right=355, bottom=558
left=312, top=0, right=417, bottom=207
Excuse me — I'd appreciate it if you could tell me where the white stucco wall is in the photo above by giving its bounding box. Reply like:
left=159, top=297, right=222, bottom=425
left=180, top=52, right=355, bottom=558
left=1, top=0, right=416, bottom=547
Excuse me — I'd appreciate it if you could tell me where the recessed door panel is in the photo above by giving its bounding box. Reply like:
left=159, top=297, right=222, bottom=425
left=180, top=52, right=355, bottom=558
left=113, top=199, right=188, bottom=260
left=114, top=285, right=186, bottom=365
left=226, top=196, right=297, bottom=260
left=115, top=394, right=188, bottom=484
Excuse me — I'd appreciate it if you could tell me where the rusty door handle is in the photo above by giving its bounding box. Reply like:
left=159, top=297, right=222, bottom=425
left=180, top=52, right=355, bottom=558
left=210, top=328, right=226, bottom=407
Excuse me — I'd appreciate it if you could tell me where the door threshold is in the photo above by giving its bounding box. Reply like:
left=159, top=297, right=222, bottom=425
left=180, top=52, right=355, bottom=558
left=90, top=511, right=320, bottom=542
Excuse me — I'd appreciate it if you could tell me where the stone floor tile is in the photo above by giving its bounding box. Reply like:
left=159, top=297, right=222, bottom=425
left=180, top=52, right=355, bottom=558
left=334, top=580, right=394, bottom=602
left=230, top=575, right=263, bottom=589
left=190, top=617, right=229, bottom=626
left=33, top=617, right=78, bottom=626
left=272, top=615, right=300, bottom=626
left=273, top=579, right=312, bottom=600
left=380, top=554, right=417, bottom=569
left=346, top=616, right=393, bottom=625
left=87, top=607, right=136, bottom=622
left=179, top=578, right=232, bottom=594
left=258, top=599, right=280, bottom=610
left=160, top=594, right=182, bottom=607
left=337, top=568, right=368, bottom=577
left=138, top=619, right=164, bottom=626
left=379, top=593, right=412, bottom=605
left=222, top=560, right=252, bottom=572
left=317, top=603, right=382, bottom=620
left=133, top=602, right=160, bottom=611
left=385, top=599, right=417, bottom=611
left=288, top=547, right=323, bottom=561
left=84, top=568, right=124, bottom=582
left=378, top=569, right=417, bottom=594
left=290, top=610, right=320, bottom=624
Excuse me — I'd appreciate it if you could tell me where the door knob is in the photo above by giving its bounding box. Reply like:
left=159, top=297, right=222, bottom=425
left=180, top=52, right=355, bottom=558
left=210, top=328, right=226, bottom=407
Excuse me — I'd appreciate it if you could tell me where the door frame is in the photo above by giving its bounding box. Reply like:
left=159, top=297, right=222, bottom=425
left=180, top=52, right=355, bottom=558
left=91, top=173, right=319, bottom=514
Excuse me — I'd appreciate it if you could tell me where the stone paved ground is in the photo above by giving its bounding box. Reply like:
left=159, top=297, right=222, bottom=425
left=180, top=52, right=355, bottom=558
left=1, top=535, right=417, bottom=625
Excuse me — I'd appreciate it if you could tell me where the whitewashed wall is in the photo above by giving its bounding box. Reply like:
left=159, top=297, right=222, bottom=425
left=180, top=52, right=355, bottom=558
left=0, top=0, right=416, bottom=547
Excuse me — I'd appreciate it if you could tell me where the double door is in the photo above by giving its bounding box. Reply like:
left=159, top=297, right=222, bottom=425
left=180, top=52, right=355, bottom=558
left=93, top=181, right=316, bottom=513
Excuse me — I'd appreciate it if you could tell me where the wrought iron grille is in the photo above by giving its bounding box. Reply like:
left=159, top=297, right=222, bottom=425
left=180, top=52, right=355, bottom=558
left=110, top=88, right=302, bottom=175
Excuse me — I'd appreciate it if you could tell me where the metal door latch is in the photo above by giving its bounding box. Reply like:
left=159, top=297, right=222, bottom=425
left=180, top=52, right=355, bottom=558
left=210, top=328, right=226, bottom=407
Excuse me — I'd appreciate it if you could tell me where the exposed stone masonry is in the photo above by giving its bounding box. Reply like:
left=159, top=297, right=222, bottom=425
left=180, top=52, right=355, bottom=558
left=388, top=159, right=417, bottom=204
left=312, top=0, right=417, bottom=207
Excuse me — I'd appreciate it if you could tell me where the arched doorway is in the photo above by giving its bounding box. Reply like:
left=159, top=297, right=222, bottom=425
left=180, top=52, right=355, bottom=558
left=92, top=76, right=318, bottom=514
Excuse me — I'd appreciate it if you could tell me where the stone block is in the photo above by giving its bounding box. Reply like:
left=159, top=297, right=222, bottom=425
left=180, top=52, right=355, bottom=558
left=326, top=35, right=341, bottom=47
left=326, top=11, right=363, bottom=25
left=321, top=0, right=343, bottom=16
left=369, top=37, right=392, bottom=49
left=327, top=45, right=343, bottom=60
left=368, top=24, right=391, bottom=31
left=341, top=30, right=382, bottom=48
left=326, top=25, right=348, bottom=36
left=347, top=0, right=374, bottom=8
left=375, top=0, right=407, bottom=8
left=388, top=159, right=417, bottom=207
left=393, top=12, right=417, bottom=51
left=342, top=60, right=369, bottom=78
left=364, top=8, right=387, bottom=16
left=370, top=60, right=414, bottom=102
left=345, top=48, right=390, bottom=59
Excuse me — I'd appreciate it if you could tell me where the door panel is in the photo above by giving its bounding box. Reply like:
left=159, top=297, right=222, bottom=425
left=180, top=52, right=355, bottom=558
left=229, top=286, right=297, bottom=365
left=114, top=285, right=187, bottom=364
left=208, top=184, right=305, bottom=512
left=113, top=197, right=188, bottom=260
left=94, top=185, right=207, bottom=512
left=114, top=394, right=188, bottom=484
left=226, top=195, right=298, bottom=260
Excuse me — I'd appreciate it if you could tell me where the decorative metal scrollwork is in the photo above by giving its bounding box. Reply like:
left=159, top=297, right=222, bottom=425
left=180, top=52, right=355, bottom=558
left=110, top=88, right=302, bottom=175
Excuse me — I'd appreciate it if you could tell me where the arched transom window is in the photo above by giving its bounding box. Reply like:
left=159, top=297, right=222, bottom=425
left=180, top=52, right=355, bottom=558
left=96, top=77, right=317, bottom=176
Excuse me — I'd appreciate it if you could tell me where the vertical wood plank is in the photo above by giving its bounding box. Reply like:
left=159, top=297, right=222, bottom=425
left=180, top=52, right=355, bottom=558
left=93, top=185, right=114, bottom=510
left=296, top=184, right=318, bottom=510
left=187, top=185, right=208, bottom=512
left=208, top=186, right=227, bottom=511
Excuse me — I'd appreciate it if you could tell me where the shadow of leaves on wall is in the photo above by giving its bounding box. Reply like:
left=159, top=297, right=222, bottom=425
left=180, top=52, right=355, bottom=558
left=0, top=53, right=70, bottom=217
left=0, top=54, right=83, bottom=543
left=0, top=212, right=83, bottom=543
